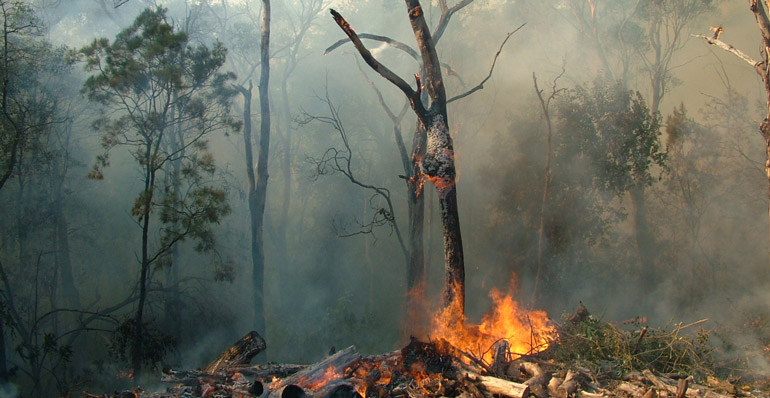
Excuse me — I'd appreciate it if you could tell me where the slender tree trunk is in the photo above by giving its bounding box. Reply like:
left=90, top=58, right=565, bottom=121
left=0, top=317, right=7, bottom=382
left=276, top=77, right=292, bottom=308
left=763, top=122, right=770, bottom=269
left=250, top=0, right=271, bottom=337
left=132, top=151, right=156, bottom=380
left=630, top=184, right=655, bottom=289
left=53, top=181, right=80, bottom=309
left=533, top=122, right=552, bottom=305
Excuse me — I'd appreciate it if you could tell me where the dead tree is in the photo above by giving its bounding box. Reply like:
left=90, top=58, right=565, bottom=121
left=331, top=3, right=466, bottom=315
left=696, top=0, right=770, bottom=268
left=531, top=68, right=565, bottom=306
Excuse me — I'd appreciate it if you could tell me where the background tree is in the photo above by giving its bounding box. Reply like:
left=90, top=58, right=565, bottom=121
left=77, top=7, right=238, bottom=378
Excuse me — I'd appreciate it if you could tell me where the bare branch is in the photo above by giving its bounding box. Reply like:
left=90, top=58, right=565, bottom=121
left=695, top=34, right=761, bottom=74
left=325, top=33, right=420, bottom=60
left=329, top=9, right=423, bottom=116
left=433, top=0, right=475, bottom=45
left=448, top=24, right=525, bottom=104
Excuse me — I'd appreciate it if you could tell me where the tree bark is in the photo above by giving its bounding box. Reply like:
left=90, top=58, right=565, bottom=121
left=252, top=0, right=271, bottom=337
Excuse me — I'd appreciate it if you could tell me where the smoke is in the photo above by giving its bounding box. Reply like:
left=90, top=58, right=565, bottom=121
left=0, top=383, right=18, bottom=398
left=2, top=2, right=770, bottom=396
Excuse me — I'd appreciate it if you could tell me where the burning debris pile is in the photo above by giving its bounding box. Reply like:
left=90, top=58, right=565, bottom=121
left=92, top=303, right=759, bottom=398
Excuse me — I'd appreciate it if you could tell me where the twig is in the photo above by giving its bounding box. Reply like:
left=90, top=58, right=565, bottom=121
left=448, top=23, right=526, bottom=103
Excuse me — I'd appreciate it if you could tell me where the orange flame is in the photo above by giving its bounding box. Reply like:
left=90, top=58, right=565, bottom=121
left=305, top=365, right=340, bottom=390
left=430, top=278, right=557, bottom=364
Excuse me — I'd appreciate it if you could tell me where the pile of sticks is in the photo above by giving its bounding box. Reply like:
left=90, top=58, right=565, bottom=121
left=94, top=331, right=743, bottom=398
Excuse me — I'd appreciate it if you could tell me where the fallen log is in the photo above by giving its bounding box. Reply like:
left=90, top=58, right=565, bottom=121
left=521, top=361, right=549, bottom=398
left=203, top=331, right=266, bottom=374
left=314, top=380, right=361, bottom=398
left=617, top=382, right=646, bottom=397
left=556, top=369, right=579, bottom=398
left=274, top=384, right=306, bottom=398
left=269, top=345, right=361, bottom=396
left=464, top=371, right=530, bottom=398
left=236, top=363, right=308, bottom=379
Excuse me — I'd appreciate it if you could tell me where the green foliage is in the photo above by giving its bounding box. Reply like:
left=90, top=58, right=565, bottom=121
left=109, top=319, right=176, bottom=367
left=547, top=309, right=715, bottom=379
left=557, top=78, right=667, bottom=196
left=77, top=5, right=239, bottom=267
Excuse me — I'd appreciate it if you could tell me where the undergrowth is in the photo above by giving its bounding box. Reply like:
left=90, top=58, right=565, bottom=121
left=543, top=305, right=715, bottom=380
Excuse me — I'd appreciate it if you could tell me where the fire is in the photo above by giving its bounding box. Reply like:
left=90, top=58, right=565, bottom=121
left=429, top=279, right=557, bottom=364
left=305, top=365, right=340, bottom=389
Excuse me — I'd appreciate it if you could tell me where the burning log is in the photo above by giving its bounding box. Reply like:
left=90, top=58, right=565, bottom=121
left=274, top=384, right=307, bottom=398
left=314, top=380, right=361, bottom=398
left=269, top=345, right=361, bottom=396
left=492, top=340, right=511, bottom=376
left=203, top=331, right=266, bottom=374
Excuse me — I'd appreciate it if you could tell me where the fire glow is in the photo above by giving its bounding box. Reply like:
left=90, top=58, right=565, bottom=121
left=430, top=281, right=557, bottom=364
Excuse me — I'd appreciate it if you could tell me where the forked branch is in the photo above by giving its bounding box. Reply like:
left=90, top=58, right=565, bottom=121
left=329, top=9, right=425, bottom=117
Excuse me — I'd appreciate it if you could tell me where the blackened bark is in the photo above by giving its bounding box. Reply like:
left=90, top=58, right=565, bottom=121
left=421, top=111, right=464, bottom=313
left=407, top=125, right=426, bottom=291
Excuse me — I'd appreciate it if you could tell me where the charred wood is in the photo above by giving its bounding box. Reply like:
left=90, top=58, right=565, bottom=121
left=203, top=331, right=266, bottom=374
left=270, top=345, right=361, bottom=395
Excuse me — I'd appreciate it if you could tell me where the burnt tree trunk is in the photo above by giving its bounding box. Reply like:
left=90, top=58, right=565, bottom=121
left=331, top=1, right=466, bottom=316
left=407, top=124, right=427, bottom=315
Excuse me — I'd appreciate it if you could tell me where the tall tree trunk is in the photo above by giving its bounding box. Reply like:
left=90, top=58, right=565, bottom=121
left=423, top=111, right=465, bottom=315
left=532, top=73, right=554, bottom=306
left=251, top=0, right=271, bottom=337
left=276, top=77, right=292, bottom=309
left=406, top=124, right=427, bottom=330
